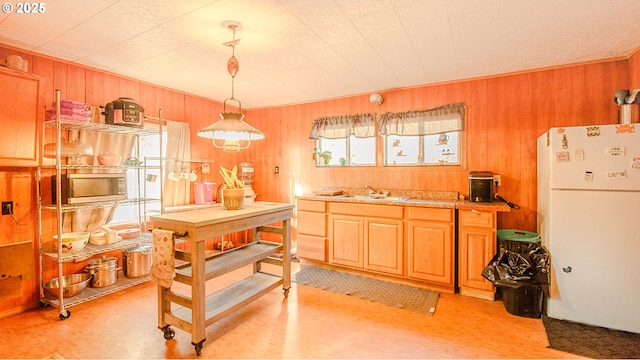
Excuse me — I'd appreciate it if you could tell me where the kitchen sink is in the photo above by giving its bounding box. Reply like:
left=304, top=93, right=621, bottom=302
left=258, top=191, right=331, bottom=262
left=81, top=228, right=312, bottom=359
left=343, top=195, right=410, bottom=201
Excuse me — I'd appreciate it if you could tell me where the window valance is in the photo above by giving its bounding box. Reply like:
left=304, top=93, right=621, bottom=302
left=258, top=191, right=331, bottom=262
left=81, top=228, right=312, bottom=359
left=378, top=102, right=465, bottom=136
left=309, top=113, right=376, bottom=139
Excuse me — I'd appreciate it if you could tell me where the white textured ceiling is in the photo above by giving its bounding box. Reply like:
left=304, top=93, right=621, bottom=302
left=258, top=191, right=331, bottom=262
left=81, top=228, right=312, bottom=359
left=1, top=0, right=640, bottom=108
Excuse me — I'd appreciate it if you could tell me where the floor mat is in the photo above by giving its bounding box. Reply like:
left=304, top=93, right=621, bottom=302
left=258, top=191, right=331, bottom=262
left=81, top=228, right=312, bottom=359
left=293, top=266, right=439, bottom=316
left=542, top=315, right=640, bottom=359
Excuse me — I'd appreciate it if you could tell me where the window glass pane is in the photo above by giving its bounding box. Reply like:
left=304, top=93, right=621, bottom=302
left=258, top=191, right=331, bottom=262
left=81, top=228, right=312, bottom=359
left=316, top=138, right=345, bottom=166
left=350, top=136, right=375, bottom=166
left=109, top=131, right=166, bottom=224
left=384, top=131, right=461, bottom=166
left=385, top=135, right=420, bottom=165
left=423, top=132, right=460, bottom=165
left=316, top=136, right=375, bottom=166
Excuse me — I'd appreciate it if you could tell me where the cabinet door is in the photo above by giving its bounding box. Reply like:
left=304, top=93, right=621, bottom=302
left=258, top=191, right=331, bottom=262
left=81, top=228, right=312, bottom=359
left=407, top=221, right=453, bottom=285
left=0, top=68, right=40, bottom=166
left=328, top=214, right=363, bottom=268
left=458, top=227, right=495, bottom=291
left=364, top=218, right=403, bottom=275
left=297, top=234, right=326, bottom=261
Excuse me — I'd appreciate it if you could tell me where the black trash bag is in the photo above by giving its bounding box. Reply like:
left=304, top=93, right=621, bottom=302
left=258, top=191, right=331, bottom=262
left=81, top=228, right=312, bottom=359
left=482, top=245, right=550, bottom=293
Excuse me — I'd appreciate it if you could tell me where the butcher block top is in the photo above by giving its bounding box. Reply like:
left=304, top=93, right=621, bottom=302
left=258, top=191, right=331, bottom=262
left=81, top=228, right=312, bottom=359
left=150, top=202, right=295, bottom=242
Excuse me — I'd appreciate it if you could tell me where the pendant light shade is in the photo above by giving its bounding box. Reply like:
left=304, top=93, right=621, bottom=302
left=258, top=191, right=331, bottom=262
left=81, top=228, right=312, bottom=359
left=197, top=20, right=264, bottom=152
left=197, top=107, right=265, bottom=152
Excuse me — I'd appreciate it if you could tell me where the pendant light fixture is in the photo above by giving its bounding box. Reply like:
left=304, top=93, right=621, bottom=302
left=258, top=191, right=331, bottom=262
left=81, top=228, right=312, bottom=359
left=197, top=20, right=264, bottom=152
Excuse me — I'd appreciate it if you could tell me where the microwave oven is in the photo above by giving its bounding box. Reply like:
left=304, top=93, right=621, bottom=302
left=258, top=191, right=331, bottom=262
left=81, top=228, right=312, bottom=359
left=52, top=173, right=127, bottom=204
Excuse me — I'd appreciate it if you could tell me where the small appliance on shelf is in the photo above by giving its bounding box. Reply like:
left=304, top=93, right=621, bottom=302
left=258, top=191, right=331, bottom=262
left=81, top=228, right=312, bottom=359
left=104, top=97, right=145, bottom=127
left=238, top=161, right=256, bottom=203
left=469, top=171, right=494, bottom=202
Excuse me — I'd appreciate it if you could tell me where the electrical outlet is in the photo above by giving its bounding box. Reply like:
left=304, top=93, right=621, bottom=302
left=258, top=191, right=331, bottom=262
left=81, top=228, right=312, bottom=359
left=493, top=175, right=502, bottom=186
left=274, top=166, right=279, bottom=174
left=2, top=201, right=13, bottom=215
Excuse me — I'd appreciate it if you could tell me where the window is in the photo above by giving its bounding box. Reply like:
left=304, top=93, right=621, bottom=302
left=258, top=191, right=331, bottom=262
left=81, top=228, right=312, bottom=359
left=110, top=129, right=167, bottom=224
left=379, top=103, right=465, bottom=167
left=310, top=113, right=376, bottom=167
left=315, top=136, right=375, bottom=166
left=384, top=132, right=460, bottom=166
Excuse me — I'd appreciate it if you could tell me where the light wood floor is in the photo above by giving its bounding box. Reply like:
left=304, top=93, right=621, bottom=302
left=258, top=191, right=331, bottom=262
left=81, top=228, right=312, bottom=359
left=0, top=263, right=581, bottom=359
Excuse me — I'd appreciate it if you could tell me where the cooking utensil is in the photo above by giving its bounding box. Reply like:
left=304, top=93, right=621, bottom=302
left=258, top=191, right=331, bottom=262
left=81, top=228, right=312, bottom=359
left=44, top=137, right=94, bottom=159
left=53, top=232, right=90, bottom=252
left=43, top=274, right=92, bottom=298
left=122, top=156, right=143, bottom=167
left=85, top=256, right=119, bottom=287
left=118, top=228, right=140, bottom=239
left=97, top=152, right=122, bottom=166
left=123, top=245, right=152, bottom=278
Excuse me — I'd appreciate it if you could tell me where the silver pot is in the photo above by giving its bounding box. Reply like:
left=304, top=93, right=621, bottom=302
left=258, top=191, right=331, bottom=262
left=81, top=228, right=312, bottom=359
left=123, top=245, right=152, bottom=278
left=85, top=256, right=119, bottom=287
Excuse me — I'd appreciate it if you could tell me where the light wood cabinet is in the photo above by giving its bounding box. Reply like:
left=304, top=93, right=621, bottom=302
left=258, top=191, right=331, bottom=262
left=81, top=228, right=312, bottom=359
left=296, top=199, right=327, bottom=261
left=329, top=213, right=363, bottom=267
left=364, top=217, right=403, bottom=275
left=0, top=67, right=40, bottom=167
left=458, top=209, right=497, bottom=300
left=328, top=202, right=404, bottom=275
left=406, top=207, right=454, bottom=286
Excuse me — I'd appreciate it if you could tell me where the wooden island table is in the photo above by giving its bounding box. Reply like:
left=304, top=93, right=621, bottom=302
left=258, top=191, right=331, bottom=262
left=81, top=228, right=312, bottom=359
left=149, top=201, right=294, bottom=356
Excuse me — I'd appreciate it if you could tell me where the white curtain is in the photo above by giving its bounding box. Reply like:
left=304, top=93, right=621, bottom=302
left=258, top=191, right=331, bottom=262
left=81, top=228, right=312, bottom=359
left=378, top=103, right=465, bottom=136
left=309, top=113, right=376, bottom=139
left=163, top=121, right=191, bottom=208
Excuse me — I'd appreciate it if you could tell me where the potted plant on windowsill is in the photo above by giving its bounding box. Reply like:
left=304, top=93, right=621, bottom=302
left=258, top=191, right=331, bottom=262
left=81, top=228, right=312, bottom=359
left=219, top=165, right=245, bottom=210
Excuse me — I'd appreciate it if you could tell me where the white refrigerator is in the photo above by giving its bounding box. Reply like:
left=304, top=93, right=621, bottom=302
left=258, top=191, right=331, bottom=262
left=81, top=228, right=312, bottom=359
left=537, top=124, right=640, bottom=334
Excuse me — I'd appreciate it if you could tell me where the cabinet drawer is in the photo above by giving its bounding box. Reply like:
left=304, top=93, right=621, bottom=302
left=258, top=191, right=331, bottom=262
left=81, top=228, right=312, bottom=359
left=329, top=202, right=403, bottom=219
left=459, top=209, right=496, bottom=229
left=298, top=211, right=326, bottom=236
left=297, top=199, right=326, bottom=212
left=406, top=207, right=453, bottom=222
left=297, top=234, right=326, bottom=261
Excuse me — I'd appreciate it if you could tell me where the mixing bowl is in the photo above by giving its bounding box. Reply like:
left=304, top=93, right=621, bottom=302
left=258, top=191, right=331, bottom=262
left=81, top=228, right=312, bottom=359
left=53, top=232, right=90, bottom=252
left=43, top=274, right=92, bottom=298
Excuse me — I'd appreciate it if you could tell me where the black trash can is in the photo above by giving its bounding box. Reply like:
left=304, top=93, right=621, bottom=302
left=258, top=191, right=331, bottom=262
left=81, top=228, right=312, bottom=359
left=501, top=283, right=544, bottom=318
left=482, top=229, right=549, bottom=318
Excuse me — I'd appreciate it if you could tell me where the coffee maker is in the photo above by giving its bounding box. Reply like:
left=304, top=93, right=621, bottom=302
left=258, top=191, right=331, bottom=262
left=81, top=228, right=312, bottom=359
left=469, top=171, right=494, bottom=202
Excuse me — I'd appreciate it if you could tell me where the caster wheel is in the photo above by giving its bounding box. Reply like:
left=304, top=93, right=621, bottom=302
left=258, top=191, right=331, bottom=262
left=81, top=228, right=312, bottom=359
left=59, top=310, right=70, bottom=320
left=163, top=327, right=175, bottom=340
left=283, top=288, right=290, bottom=299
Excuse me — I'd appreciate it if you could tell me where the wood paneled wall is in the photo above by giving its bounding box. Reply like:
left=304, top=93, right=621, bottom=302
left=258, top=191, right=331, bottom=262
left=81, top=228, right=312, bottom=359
left=246, top=60, right=631, bottom=232
left=0, top=43, right=637, bottom=317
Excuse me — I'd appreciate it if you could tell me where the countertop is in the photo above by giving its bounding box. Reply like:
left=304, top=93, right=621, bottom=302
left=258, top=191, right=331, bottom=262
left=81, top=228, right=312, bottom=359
left=297, top=194, right=457, bottom=209
left=297, top=188, right=511, bottom=212
left=151, top=201, right=294, bottom=225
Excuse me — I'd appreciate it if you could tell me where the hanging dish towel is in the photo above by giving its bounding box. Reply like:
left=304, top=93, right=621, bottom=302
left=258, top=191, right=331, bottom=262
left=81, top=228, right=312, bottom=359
left=151, top=228, right=175, bottom=288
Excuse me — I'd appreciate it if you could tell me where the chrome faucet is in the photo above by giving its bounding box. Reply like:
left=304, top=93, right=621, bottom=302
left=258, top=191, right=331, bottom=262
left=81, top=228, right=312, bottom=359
left=365, top=185, right=382, bottom=194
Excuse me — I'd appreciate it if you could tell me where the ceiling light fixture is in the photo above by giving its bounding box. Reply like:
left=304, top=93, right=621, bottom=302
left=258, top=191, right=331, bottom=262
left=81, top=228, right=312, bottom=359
left=197, top=20, right=264, bottom=152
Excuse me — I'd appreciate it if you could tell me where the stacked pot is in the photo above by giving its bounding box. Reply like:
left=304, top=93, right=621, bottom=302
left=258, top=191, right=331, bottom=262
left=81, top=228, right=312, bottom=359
left=85, top=256, right=119, bottom=287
